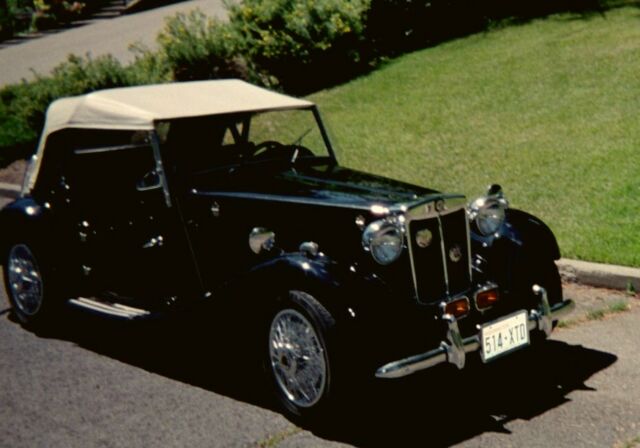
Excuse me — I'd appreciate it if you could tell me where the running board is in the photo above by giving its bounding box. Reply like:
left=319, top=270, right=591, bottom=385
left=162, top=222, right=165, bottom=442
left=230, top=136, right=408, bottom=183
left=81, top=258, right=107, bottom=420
left=68, top=297, right=152, bottom=320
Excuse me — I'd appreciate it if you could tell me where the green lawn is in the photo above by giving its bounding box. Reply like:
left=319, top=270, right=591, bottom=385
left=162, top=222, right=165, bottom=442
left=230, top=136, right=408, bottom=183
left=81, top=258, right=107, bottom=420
left=311, top=6, right=640, bottom=267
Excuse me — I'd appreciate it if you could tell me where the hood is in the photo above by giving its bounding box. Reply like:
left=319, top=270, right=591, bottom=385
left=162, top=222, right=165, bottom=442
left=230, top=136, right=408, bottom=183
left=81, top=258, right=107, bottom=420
left=190, top=162, right=446, bottom=211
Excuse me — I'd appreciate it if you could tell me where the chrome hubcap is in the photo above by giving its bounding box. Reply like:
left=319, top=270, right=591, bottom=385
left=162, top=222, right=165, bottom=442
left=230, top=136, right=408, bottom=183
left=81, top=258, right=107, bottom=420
left=7, top=244, right=43, bottom=316
left=269, top=309, right=327, bottom=408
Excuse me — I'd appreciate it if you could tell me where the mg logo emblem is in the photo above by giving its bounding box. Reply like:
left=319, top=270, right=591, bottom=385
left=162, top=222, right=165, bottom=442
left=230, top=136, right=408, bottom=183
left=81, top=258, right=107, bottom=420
left=449, top=245, right=463, bottom=263
left=435, top=200, right=445, bottom=212
left=415, top=229, right=433, bottom=248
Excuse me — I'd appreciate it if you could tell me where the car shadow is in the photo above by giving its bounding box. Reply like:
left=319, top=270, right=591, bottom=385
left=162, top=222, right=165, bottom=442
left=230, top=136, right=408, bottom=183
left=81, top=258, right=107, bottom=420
left=12, top=309, right=617, bottom=447
left=312, top=341, right=616, bottom=447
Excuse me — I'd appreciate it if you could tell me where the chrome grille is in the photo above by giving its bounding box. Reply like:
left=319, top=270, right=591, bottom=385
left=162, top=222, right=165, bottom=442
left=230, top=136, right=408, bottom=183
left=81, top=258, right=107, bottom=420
left=406, top=199, right=471, bottom=304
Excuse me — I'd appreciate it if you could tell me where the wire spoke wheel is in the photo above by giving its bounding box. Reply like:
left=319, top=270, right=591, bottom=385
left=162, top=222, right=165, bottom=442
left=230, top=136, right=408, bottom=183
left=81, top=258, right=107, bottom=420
left=269, top=308, right=327, bottom=409
left=7, top=244, right=44, bottom=317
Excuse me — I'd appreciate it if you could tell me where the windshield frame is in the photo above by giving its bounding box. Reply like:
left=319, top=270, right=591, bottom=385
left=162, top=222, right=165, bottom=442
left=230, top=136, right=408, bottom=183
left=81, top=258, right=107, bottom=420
left=157, top=105, right=339, bottom=177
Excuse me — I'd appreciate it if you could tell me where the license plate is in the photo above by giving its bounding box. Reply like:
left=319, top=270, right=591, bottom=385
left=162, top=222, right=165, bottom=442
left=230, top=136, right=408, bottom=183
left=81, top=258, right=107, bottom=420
left=480, top=311, right=529, bottom=362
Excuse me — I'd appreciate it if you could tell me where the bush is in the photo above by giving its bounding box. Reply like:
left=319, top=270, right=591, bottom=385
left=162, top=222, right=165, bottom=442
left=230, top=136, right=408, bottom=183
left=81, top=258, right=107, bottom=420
left=158, top=9, right=247, bottom=81
left=227, top=0, right=370, bottom=93
left=31, top=0, right=84, bottom=30
left=0, top=52, right=169, bottom=166
left=0, top=0, right=13, bottom=40
left=365, top=0, right=607, bottom=56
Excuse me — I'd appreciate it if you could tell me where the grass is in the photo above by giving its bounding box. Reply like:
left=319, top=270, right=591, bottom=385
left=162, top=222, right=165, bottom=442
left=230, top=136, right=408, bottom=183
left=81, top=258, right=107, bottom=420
left=617, top=435, right=640, bottom=448
left=256, top=427, right=302, bottom=447
left=558, top=299, right=630, bottom=328
left=310, top=5, right=640, bottom=267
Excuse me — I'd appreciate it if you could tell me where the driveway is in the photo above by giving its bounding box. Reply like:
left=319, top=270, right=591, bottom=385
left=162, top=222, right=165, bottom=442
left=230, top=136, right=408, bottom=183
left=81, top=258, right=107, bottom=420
left=0, top=265, right=638, bottom=447
left=0, top=0, right=228, bottom=86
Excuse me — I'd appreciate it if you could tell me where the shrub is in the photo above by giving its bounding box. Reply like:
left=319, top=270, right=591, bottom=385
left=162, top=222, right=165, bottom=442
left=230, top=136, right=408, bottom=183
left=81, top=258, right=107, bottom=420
left=0, top=0, right=13, bottom=40
left=31, top=0, right=84, bottom=30
left=157, top=9, right=247, bottom=82
left=227, top=0, right=370, bottom=93
left=0, top=52, right=169, bottom=166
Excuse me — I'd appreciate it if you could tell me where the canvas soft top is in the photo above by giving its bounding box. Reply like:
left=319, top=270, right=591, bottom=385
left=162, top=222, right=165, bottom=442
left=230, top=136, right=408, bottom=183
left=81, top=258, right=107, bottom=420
left=24, top=79, right=313, bottom=192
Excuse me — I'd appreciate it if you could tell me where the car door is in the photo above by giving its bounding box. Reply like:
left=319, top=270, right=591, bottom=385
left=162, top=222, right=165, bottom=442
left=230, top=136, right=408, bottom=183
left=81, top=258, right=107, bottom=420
left=63, top=141, right=194, bottom=303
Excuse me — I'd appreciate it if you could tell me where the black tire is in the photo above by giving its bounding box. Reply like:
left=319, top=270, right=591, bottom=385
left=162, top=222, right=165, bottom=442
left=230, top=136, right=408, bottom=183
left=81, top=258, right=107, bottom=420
left=265, top=290, right=338, bottom=420
left=3, top=240, right=61, bottom=328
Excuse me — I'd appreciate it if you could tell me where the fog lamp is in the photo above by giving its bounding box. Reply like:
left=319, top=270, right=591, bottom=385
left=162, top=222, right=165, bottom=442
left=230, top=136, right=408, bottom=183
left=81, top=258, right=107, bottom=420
left=475, top=287, right=499, bottom=309
left=444, top=297, right=470, bottom=319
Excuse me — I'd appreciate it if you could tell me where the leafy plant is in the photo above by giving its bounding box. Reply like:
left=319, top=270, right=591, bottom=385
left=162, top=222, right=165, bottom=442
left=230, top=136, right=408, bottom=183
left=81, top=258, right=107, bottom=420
left=157, top=9, right=246, bottom=81
left=227, top=0, right=370, bottom=93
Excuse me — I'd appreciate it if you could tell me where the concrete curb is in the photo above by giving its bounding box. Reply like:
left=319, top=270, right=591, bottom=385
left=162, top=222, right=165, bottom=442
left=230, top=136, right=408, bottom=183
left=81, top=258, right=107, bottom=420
left=0, top=182, right=638, bottom=292
left=0, top=182, right=20, bottom=199
left=557, top=258, right=640, bottom=292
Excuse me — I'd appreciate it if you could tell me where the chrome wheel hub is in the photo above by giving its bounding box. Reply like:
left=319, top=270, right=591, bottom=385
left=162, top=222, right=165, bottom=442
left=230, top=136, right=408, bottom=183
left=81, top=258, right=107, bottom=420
left=269, top=309, right=327, bottom=408
left=7, top=244, right=43, bottom=316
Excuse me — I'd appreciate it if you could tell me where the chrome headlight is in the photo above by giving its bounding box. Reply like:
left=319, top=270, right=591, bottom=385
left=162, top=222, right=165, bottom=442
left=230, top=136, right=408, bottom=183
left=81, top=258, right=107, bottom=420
left=362, top=217, right=404, bottom=265
left=468, top=185, right=509, bottom=236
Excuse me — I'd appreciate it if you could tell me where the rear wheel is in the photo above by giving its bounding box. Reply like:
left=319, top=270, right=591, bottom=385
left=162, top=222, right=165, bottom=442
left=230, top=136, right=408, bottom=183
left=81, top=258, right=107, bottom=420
left=4, top=241, right=60, bottom=327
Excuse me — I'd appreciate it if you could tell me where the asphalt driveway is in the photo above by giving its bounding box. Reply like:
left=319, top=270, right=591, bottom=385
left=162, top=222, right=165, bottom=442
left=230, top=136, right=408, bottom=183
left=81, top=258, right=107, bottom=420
left=0, top=0, right=227, bottom=86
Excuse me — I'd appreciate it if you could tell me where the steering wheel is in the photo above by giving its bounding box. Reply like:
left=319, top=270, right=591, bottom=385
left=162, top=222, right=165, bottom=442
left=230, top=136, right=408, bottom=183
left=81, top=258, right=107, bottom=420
left=250, top=141, right=315, bottom=162
left=251, top=141, right=285, bottom=159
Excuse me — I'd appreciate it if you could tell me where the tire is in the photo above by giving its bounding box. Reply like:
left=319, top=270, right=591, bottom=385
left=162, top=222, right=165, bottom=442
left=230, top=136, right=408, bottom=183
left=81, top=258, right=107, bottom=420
left=265, top=290, right=337, bottom=420
left=3, top=241, right=60, bottom=327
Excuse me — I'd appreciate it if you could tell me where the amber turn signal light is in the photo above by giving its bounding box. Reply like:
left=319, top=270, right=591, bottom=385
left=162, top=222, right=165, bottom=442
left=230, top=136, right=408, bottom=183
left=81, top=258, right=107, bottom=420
left=444, top=297, right=470, bottom=318
left=475, top=288, right=499, bottom=309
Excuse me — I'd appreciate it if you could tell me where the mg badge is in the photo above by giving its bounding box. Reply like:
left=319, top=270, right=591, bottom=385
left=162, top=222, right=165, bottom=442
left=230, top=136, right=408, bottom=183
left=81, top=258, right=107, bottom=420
left=435, top=200, right=445, bottom=212
left=449, top=245, right=463, bottom=263
left=415, top=229, right=433, bottom=248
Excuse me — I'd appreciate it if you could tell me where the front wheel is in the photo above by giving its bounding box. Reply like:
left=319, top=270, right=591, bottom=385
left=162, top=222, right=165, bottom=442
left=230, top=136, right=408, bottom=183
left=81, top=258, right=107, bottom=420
left=266, top=290, right=335, bottom=419
left=3, top=242, right=59, bottom=327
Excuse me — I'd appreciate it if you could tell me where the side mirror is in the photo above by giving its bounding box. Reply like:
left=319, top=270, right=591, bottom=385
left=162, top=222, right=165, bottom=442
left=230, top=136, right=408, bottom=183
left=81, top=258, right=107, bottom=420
left=136, top=170, right=162, bottom=192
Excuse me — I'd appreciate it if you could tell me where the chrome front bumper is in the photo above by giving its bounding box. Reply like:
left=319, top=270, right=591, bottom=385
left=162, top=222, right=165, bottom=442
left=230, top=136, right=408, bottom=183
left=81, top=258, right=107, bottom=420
left=375, top=285, right=575, bottom=379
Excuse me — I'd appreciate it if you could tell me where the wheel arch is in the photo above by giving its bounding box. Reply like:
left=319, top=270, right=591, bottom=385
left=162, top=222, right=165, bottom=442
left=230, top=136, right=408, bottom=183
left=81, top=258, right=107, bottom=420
left=0, top=198, right=52, bottom=262
left=235, top=251, right=388, bottom=330
left=504, top=208, right=561, bottom=261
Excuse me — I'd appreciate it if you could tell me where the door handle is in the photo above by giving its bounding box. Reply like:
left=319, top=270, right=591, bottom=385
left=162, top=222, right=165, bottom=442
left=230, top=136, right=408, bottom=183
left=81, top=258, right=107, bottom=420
left=143, top=235, right=164, bottom=249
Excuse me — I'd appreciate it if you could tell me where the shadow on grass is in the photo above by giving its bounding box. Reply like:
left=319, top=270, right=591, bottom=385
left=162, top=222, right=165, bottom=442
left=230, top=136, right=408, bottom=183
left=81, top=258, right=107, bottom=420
left=13, top=307, right=617, bottom=447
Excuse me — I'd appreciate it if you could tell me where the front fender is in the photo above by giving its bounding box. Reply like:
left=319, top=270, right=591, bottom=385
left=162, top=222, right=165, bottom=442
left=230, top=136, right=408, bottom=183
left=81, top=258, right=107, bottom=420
left=503, top=208, right=561, bottom=261
left=238, top=252, right=391, bottom=326
left=471, top=208, right=561, bottom=297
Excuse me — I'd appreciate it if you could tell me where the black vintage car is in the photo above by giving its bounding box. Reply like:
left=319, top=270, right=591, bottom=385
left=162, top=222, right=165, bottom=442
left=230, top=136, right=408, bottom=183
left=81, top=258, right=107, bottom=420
left=1, top=80, right=574, bottom=418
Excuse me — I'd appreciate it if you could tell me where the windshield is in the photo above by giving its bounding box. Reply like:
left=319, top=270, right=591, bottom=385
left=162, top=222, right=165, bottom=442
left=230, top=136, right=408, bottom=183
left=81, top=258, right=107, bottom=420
left=160, top=107, right=335, bottom=175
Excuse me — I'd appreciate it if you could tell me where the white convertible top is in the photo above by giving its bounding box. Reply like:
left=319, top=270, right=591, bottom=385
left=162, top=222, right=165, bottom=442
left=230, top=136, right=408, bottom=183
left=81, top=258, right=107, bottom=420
left=24, top=79, right=313, bottom=192
left=40, top=79, right=312, bottom=135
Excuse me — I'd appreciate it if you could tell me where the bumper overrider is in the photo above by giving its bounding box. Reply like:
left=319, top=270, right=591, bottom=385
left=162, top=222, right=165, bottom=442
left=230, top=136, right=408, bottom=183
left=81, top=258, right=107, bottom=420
left=375, top=285, right=575, bottom=379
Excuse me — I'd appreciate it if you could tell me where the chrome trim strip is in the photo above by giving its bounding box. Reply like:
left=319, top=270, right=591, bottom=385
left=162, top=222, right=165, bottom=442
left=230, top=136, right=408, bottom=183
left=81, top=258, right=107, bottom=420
left=150, top=131, right=172, bottom=208
left=464, top=208, right=473, bottom=280
left=436, top=214, right=450, bottom=296
left=193, top=190, right=379, bottom=211
left=73, top=143, right=150, bottom=155
left=375, top=290, right=575, bottom=379
left=69, top=297, right=151, bottom=319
